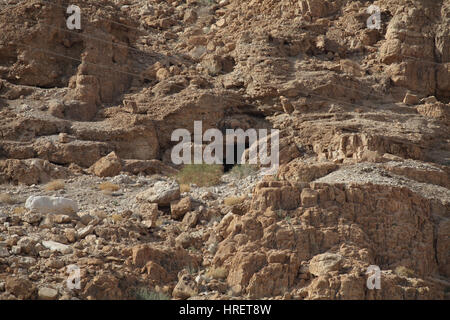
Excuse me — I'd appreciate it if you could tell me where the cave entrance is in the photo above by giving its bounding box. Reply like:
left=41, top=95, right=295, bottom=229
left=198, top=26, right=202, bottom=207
left=222, top=135, right=249, bottom=173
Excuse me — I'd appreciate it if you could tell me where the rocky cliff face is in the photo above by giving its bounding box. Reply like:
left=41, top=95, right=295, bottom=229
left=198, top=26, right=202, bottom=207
left=0, top=0, right=448, bottom=300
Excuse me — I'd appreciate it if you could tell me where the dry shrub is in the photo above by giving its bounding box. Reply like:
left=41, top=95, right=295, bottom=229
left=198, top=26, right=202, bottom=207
left=175, top=164, right=223, bottom=187
left=155, top=217, right=164, bottom=228
left=180, top=184, right=191, bottom=193
left=44, top=179, right=65, bottom=191
left=93, top=210, right=108, bottom=219
left=111, top=214, right=123, bottom=223
left=98, top=182, right=120, bottom=193
left=13, top=207, right=27, bottom=214
left=0, top=193, right=16, bottom=205
left=229, top=164, right=258, bottom=179
left=223, top=195, right=246, bottom=206
left=395, top=266, right=416, bottom=278
left=207, top=267, right=228, bottom=280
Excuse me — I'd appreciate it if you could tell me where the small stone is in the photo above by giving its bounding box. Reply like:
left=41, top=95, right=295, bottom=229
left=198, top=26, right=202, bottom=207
left=53, top=214, right=71, bottom=224
left=48, top=100, right=65, bottom=118
left=403, top=92, right=419, bottom=105
left=182, top=211, right=199, bottom=228
left=58, top=133, right=70, bottom=143
left=11, top=245, right=21, bottom=255
left=77, top=225, right=94, bottom=239
left=0, top=245, right=9, bottom=257
left=171, top=197, right=192, bottom=220
left=156, top=68, right=170, bottom=81
left=38, top=287, right=58, bottom=300
left=184, top=9, right=198, bottom=24
left=216, top=18, right=226, bottom=27
left=65, top=228, right=77, bottom=243
left=42, top=240, right=73, bottom=254
left=21, top=212, right=43, bottom=224
left=172, top=274, right=198, bottom=299
left=421, top=96, right=438, bottom=104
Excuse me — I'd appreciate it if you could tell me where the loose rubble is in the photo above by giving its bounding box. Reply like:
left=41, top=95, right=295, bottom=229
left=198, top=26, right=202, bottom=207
left=0, top=0, right=449, bottom=300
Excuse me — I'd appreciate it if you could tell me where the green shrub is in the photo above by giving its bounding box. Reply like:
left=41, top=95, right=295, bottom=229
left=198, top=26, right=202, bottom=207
left=135, top=288, right=170, bottom=300
left=229, top=164, right=258, bottom=179
left=175, top=164, right=223, bottom=187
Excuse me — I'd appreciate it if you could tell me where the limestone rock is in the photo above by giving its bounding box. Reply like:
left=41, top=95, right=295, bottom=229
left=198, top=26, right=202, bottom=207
left=89, top=152, right=122, bottom=177
left=171, top=197, right=192, bottom=220
left=5, top=277, right=35, bottom=299
left=42, top=240, right=73, bottom=254
left=25, top=196, right=78, bottom=214
left=309, top=253, right=343, bottom=276
left=136, top=181, right=180, bottom=206
left=403, top=92, right=419, bottom=105
left=38, top=287, right=58, bottom=300
left=172, top=274, right=198, bottom=299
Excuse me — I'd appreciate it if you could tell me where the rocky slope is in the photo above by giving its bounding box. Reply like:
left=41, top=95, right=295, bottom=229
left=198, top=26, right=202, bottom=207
left=0, top=0, right=449, bottom=300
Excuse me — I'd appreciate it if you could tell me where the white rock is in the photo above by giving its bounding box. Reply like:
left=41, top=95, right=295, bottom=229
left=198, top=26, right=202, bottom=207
left=0, top=245, right=9, bottom=257
left=38, top=287, right=58, bottom=300
left=42, top=240, right=72, bottom=254
left=136, top=180, right=180, bottom=205
left=25, top=196, right=78, bottom=214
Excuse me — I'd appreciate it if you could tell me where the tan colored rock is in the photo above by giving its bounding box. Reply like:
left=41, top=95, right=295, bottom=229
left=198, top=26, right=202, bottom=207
left=280, top=96, right=294, bottom=114
left=171, top=197, right=192, bottom=220
left=83, top=274, right=122, bottom=300
left=403, top=92, right=419, bottom=105
left=251, top=181, right=300, bottom=211
left=226, top=252, right=267, bottom=294
left=216, top=18, right=226, bottom=27
left=183, top=9, right=198, bottom=24
left=156, top=68, right=170, bottom=81
left=182, top=211, right=199, bottom=228
left=340, top=59, right=363, bottom=77
left=301, top=188, right=319, bottom=207
left=309, top=252, right=343, bottom=276
left=131, top=244, right=198, bottom=277
left=89, top=151, right=122, bottom=177
left=145, top=261, right=169, bottom=283
left=417, top=102, right=449, bottom=121
left=172, top=274, right=198, bottom=299
left=5, top=277, right=35, bottom=299
left=122, top=159, right=178, bottom=176
left=0, top=159, right=71, bottom=185
left=140, top=203, right=160, bottom=228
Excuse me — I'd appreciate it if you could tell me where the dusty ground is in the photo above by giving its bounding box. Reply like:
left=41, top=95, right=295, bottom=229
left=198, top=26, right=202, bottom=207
left=0, top=0, right=449, bottom=300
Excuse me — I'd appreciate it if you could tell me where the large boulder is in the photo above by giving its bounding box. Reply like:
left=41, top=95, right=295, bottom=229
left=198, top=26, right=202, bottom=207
left=25, top=196, right=78, bottom=214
